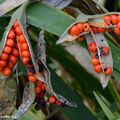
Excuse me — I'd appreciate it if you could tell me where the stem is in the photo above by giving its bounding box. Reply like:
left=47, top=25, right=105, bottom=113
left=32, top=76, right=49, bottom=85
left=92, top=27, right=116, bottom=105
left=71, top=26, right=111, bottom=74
left=108, top=78, right=120, bottom=111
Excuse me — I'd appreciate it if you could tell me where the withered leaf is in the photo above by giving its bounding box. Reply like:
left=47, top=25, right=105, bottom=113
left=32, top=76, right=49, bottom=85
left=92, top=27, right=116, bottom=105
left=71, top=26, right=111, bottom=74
left=13, top=82, right=35, bottom=119
left=0, top=77, right=17, bottom=117
left=42, top=0, right=72, bottom=9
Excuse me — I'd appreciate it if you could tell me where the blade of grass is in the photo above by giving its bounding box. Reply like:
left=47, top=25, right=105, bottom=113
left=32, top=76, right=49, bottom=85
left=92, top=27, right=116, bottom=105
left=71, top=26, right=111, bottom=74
left=93, top=91, right=115, bottom=120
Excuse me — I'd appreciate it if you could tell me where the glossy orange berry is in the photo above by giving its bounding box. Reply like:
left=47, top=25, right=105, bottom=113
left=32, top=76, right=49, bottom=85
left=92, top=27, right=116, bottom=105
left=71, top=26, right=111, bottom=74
left=2, top=67, right=11, bottom=76
left=76, top=23, right=84, bottom=33
left=117, top=15, right=120, bottom=23
left=9, top=55, right=18, bottom=64
left=83, top=23, right=90, bottom=32
left=104, top=16, right=111, bottom=26
left=13, top=20, right=19, bottom=29
left=91, top=58, right=100, bottom=65
left=49, top=96, right=56, bottom=104
left=28, top=75, right=37, bottom=82
left=12, top=48, right=19, bottom=57
left=111, top=15, right=118, bottom=25
left=15, top=26, right=22, bottom=35
left=0, top=60, right=6, bottom=67
left=8, top=62, right=14, bottom=68
left=18, top=34, right=26, bottom=43
left=98, top=28, right=105, bottom=33
left=8, top=30, right=15, bottom=39
left=104, top=67, right=112, bottom=75
left=76, top=36, right=84, bottom=42
left=21, top=51, right=30, bottom=58
left=6, top=39, right=14, bottom=47
left=20, top=42, right=29, bottom=51
left=101, top=46, right=109, bottom=55
left=69, top=25, right=80, bottom=36
left=35, top=87, right=41, bottom=93
left=22, top=57, right=30, bottom=65
left=94, top=64, right=102, bottom=73
left=1, top=53, right=8, bottom=60
left=92, top=27, right=98, bottom=33
left=88, top=42, right=97, bottom=52
left=114, top=28, right=120, bottom=35
left=4, top=46, right=12, bottom=54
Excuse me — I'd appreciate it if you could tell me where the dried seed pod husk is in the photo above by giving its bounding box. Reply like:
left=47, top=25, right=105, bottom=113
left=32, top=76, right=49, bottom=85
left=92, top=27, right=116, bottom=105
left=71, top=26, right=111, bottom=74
left=13, top=82, right=35, bottom=119
left=37, top=31, right=77, bottom=107
left=87, top=12, right=120, bottom=28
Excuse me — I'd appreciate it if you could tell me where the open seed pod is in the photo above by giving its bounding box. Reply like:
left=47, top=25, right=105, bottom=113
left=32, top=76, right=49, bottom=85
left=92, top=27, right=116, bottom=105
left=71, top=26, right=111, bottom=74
left=37, top=31, right=77, bottom=107
left=86, top=32, right=113, bottom=88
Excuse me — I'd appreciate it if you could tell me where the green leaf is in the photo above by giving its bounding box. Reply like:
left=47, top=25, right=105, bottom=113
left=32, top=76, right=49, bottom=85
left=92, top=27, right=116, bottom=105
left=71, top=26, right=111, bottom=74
left=93, top=91, right=115, bottom=120
left=26, top=2, right=75, bottom=36
left=50, top=69, right=97, bottom=120
left=0, top=0, right=4, bottom=4
left=108, top=41, right=120, bottom=82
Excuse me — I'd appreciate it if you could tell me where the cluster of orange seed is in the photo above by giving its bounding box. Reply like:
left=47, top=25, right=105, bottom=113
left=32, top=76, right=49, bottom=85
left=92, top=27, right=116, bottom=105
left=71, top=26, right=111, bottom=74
left=0, top=27, right=19, bottom=76
left=69, top=22, right=90, bottom=42
left=88, top=42, right=112, bottom=75
left=68, top=14, right=120, bottom=40
left=67, top=15, right=120, bottom=76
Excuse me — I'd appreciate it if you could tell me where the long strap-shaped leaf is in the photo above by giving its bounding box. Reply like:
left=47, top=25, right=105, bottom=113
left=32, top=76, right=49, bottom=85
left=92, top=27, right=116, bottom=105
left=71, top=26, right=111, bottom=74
left=0, top=0, right=72, bottom=17
left=0, top=0, right=29, bottom=17
left=93, top=91, right=115, bottom=120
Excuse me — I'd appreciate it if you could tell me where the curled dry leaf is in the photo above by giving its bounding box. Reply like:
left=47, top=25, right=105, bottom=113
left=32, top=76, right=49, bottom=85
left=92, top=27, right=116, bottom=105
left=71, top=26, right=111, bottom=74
left=0, top=0, right=28, bottom=17
left=42, top=0, right=72, bottom=9
left=0, top=77, right=17, bottom=117
left=36, top=31, right=77, bottom=107
left=64, top=7, right=83, bottom=18
left=13, top=82, right=35, bottom=119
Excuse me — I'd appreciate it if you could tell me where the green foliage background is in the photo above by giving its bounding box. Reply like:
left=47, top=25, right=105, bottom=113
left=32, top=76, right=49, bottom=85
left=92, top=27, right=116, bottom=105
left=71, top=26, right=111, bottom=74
left=0, top=0, right=120, bottom=120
